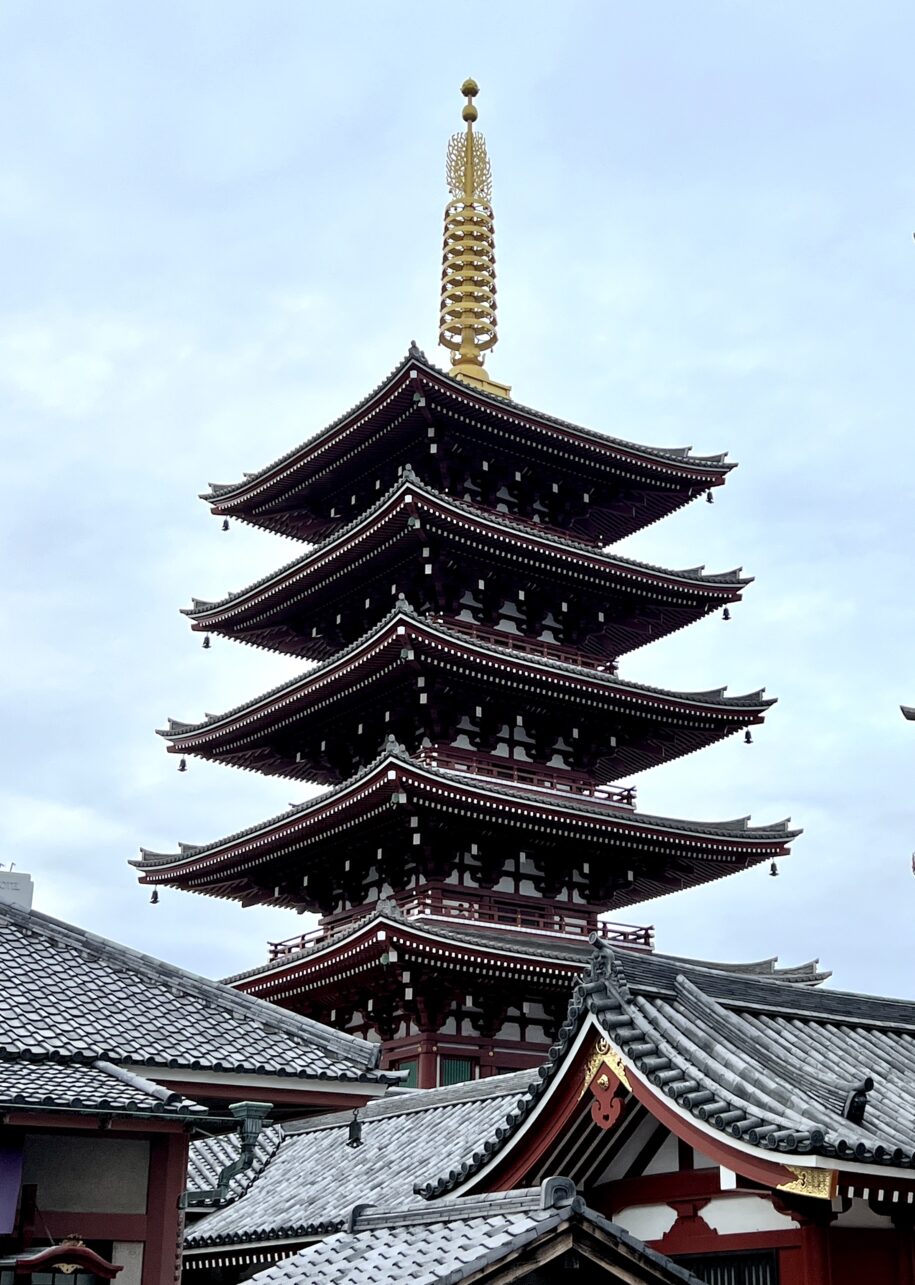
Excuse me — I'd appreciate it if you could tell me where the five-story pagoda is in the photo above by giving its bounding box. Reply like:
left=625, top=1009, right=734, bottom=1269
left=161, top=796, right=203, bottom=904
left=135, top=82, right=798, bottom=1088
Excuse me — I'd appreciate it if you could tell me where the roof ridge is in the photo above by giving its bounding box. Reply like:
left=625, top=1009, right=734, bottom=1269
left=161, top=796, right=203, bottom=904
left=283, top=1068, right=540, bottom=1134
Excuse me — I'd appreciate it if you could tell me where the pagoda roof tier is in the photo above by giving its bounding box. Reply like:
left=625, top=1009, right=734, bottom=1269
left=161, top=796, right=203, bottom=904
left=223, top=904, right=826, bottom=1001
left=159, top=610, right=773, bottom=784
left=202, top=347, right=735, bottom=545
left=185, top=473, right=749, bottom=661
left=134, top=746, right=799, bottom=911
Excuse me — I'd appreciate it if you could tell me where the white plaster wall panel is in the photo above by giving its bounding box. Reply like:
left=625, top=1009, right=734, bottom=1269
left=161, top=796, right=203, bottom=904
left=701, top=1195, right=796, bottom=1235
left=612, top=1203, right=679, bottom=1242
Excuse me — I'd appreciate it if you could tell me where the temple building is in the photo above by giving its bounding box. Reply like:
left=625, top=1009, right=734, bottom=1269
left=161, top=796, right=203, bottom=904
left=134, top=81, right=798, bottom=1087
left=181, top=938, right=915, bottom=1285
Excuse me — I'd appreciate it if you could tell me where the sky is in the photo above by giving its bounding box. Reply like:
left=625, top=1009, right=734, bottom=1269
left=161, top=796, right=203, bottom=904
left=0, top=2, right=912, bottom=998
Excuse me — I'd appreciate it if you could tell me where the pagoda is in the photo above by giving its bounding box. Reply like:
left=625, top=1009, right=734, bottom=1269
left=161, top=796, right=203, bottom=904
left=135, top=81, right=798, bottom=1088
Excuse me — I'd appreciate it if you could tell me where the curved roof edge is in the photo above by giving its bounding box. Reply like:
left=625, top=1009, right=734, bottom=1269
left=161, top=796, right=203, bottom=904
left=157, top=607, right=775, bottom=743
left=202, top=345, right=735, bottom=508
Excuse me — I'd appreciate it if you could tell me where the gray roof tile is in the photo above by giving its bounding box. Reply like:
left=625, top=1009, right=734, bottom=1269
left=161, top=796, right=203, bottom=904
left=420, top=941, right=915, bottom=1196
left=185, top=1072, right=537, bottom=1248
left=0, top=901, right=385, bottom=1083
left=243, top=1181, right=702, bottom=1285
left=0, top=1057, right=201, bottom=1116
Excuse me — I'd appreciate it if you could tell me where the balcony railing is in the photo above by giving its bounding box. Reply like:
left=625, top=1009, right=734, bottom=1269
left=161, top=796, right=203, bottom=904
left=267, top=892, right=654, bottom=960
left=413, top=745, right=636, bottom=808
left=429, top=613, right=618, bottom=674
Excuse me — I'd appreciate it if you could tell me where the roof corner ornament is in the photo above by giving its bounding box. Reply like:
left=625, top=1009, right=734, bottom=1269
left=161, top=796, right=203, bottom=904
left=439, top=80, right=512, bottom=400
left=777, top=1164, right=837, bottom=1201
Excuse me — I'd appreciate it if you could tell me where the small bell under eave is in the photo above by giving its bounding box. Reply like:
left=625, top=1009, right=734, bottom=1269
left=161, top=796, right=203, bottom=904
left=202, top=635, right=211, bottom=650
left=149, top=888, right=160, bottom=905
left=178, top=757, right=187, bottom=773
left=706, top=490, right=714, bottom=504
left=222, top=518, right=230, bottom=532
left=769, top=861, right=779, bottom=877
left=346, top=1108, right=363, bottom=1149
left=744, top=730, right=753, bottom=745
left=722, top=607, right=731, bottom=622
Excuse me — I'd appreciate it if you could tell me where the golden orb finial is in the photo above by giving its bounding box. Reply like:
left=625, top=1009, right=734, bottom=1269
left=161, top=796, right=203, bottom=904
left=438, top=80, right=510, bottom=398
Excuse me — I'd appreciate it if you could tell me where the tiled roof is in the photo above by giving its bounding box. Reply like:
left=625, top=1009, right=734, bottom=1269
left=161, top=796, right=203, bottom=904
left=419, top=940, right=915, bottom=1197
left=160, top=606, right=772, bottom=743
left=221, top=902, right=824, bottom=988
left=243, top=1180, right=702, bottom=1285
left=137, top=745, right=801, bottom=884
left=0, top=1057, right=203, bottom=1117
left=187, top=1125, right=285, bottom=1203
left=185, top=471, right=748, bottom=622
left=202, top=344, right=732, bottom=507
left=185, top=1072, right=537, bottom=1248
left=0, top=901, right=385, bottom=1083
left=136, top=743, right=798, bottom=877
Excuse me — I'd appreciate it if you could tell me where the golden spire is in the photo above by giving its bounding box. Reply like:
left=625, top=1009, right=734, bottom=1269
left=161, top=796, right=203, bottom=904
left=438, top=79, right=511, bottom=398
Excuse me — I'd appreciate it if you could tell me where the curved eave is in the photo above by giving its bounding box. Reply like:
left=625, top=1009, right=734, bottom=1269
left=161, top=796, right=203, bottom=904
left=233, top=919, right=595, bottom=996
left=202, top=348, right=734, bottom=516
left=417, top=950, right=915, bottom=1201
left=159, top=611, right=773, bottom=753
left=133, top=750, right=798, bottom=889
left=185, top=475, right=750, bottom=638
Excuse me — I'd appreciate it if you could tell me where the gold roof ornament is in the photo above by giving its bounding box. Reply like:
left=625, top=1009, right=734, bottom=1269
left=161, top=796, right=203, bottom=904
left=438, top=79, right=511, bottom=398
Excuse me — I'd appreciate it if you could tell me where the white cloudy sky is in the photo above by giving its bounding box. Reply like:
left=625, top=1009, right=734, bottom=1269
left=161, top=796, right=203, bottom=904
left=1, top=2, right=912, bottom=997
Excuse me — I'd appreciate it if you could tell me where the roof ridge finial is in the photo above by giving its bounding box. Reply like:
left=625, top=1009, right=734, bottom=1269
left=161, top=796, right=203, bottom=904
left=438, top=80, right=511, bottom=399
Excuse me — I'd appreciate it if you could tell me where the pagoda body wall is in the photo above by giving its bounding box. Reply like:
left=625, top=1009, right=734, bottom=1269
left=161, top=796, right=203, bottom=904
left=141, top=352, right=795, bottom=1078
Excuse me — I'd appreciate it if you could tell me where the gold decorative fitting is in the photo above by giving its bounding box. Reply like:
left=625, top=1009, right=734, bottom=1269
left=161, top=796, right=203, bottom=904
left=777, top=1165, right=837, bottom=1200
left=578, top=1036, right=631, bottom=1099
left=439, top=79, right=511, bottom=399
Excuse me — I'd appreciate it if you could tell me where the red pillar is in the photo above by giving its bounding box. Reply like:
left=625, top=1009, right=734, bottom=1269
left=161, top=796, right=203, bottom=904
left=417, top=1039, right=438, bottom=1089
left=143, top=1131, right=188, bottom=1285
left=800, top=1221, right=831, bottom=1285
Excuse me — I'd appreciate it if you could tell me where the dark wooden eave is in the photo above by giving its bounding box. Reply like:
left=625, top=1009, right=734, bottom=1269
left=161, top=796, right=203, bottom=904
left=185, top=474, right=749, bottom=661
left=134, top=747, right=798, bottom=910
left=158, top=610, right=773, bottom=786
left=202, top=347, right=734, bottom=545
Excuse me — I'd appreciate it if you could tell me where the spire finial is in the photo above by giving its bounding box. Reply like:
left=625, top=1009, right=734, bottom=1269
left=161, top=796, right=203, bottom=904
left=438, top=80, right=511, bottom=398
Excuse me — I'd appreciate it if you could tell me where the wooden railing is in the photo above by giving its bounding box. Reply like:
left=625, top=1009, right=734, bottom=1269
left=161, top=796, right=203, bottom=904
left=429, top=613, right=618, bottom=674
left=267, top=894, right=653, bottom=960
left=413, top=745, right=636, bottom=808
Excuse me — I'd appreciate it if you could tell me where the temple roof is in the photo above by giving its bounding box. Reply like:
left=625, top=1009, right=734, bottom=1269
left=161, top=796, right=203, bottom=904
left=222, top=902, right=824, bottom=992
left=419, top=940, right=915, bottom=1198
left=188, top=473, right=747, bottom=621
left=159, top=609, right=772, bottom=780
left=134, top=746, right=799, bottom=906
left=203, top=346, right=733, bottom=508
left=0, top=899, right=388, bottom=1086
left=235, top=1181, right=700, bottom=1285
left=185, top=473, right=748, bottom=659
left=185, top=1071, right=535, bottom=1247
left=0, top=1056, right=204, bottom=1119
left=187, top=1124, right=285, bottom=1206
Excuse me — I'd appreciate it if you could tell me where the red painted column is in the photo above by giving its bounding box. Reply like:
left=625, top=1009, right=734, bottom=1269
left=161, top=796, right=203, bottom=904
left=417, top=1039, right=438, bottom=1089
left=800, top=1221, right=831, bottom=1285
left=143, top=1131, right=188, bottom=1285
